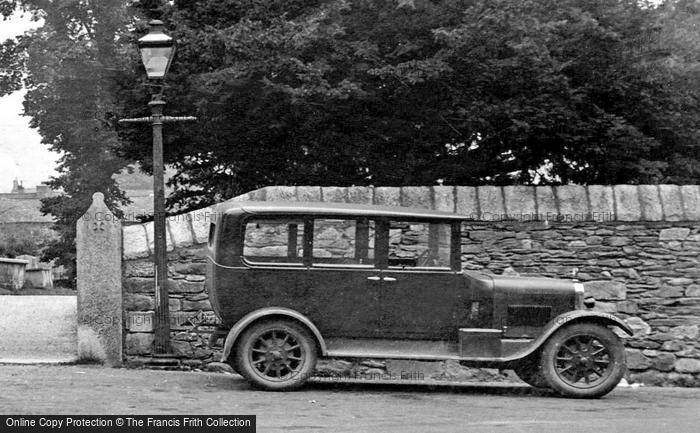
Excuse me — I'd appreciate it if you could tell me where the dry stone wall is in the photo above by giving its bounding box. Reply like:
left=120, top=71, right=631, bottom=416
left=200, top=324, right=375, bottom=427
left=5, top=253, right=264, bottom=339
left=121, top=184, right=700, bottom=386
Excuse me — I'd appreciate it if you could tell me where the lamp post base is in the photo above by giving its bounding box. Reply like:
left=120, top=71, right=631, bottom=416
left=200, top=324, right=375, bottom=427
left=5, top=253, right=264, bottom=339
left=146, top=354, right=180, bottom=370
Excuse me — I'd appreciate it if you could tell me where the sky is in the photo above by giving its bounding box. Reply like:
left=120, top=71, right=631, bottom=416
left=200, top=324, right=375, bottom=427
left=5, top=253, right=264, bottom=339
left=0, top=14, right=59, bottom=193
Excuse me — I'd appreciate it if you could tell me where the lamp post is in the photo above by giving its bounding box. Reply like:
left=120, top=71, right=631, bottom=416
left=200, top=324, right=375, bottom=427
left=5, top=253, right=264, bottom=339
left=120, top=20, right=195, bottom=363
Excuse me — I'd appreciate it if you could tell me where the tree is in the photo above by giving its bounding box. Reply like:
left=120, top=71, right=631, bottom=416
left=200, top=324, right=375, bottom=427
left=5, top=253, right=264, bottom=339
left=652, top=0, right=700, bottom=184
left=0, top=0, right=137, bottom=273
left=2, top=0, right=698, bottom=255
left=117, top=0, right=698, bottom=213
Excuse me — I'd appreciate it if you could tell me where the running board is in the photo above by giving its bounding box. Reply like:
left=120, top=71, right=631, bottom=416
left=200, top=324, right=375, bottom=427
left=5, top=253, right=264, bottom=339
left=324, top=334, right=534, bottom=361
left=325, top=338, right=461, bottom=361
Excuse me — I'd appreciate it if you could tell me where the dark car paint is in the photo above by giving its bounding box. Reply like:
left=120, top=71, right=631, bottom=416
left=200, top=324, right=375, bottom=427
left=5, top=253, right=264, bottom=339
left=207, top=201, right=609, bottom=361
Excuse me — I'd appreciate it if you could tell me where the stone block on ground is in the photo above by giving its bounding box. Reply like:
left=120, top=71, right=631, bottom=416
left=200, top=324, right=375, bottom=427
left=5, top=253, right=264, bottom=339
left=205, top=361, right=234, bottom=374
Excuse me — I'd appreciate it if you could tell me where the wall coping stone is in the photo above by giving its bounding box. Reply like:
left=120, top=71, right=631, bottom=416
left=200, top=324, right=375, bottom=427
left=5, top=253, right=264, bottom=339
left=122, top=184, right=700, bottom=258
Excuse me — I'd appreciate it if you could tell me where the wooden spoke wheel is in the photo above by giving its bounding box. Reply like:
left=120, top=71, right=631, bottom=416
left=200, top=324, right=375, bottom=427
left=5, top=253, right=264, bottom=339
left=540, top=323, right=626, bottom=398
left=235, top=320, right=317, bottom=391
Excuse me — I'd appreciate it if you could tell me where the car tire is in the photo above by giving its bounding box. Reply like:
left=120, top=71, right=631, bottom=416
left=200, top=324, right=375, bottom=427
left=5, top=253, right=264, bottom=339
left=235, top=319, right=317, bottom=391
left=513, top=354, right=549, bottom=388
left=540, top=323, right=626, bottom=398
left=227, top=357, right=240, bottom=375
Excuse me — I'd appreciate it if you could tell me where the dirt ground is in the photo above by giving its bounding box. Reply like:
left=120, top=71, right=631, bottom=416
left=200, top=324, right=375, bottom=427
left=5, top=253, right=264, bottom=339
left=1, top=364, right=699, bottom=432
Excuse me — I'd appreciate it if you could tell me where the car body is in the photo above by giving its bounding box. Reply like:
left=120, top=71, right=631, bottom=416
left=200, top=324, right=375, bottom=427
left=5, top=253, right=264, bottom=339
left=206, top=201, right=631, bottom=397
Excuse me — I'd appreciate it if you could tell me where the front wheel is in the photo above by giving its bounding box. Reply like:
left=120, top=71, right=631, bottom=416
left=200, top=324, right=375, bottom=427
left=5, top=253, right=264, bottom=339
left=540, top=323, right=626, bottom=398
left=235, top=319, right=318, bottom=391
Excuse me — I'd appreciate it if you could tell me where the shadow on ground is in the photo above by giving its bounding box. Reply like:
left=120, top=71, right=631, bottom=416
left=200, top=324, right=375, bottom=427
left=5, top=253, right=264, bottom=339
left=211, top=373, right=554, bottom=398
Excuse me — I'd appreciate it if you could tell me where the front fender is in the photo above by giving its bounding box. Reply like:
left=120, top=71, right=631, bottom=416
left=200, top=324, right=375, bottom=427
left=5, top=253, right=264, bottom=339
left=220, top=307, right=327, bottom=363
left=508, top=310, right=633, bottom=362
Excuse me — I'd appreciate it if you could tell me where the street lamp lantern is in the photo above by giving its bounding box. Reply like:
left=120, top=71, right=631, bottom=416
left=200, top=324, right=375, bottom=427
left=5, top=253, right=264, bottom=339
left=138, top=20, right=176, bottom=80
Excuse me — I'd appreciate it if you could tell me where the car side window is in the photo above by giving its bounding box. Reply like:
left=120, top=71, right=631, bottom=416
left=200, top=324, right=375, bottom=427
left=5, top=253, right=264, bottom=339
left=388, top=221, right=451, bottom=269
left=312, top=218, right=375, bottom=266
left=243, top=219, right=304, bottom=264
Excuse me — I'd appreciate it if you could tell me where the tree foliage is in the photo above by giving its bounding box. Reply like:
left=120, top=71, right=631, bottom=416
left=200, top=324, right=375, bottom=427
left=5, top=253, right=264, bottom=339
left=0, top=0, right=137, bottom=268
left=116, top=0, right=700, bottom=212
left=1, top=1, right=698, bottom=260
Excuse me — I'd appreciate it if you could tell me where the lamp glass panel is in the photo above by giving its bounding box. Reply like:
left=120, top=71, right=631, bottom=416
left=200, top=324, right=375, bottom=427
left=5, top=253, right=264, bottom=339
left=140, top=46, right=173, bottom=79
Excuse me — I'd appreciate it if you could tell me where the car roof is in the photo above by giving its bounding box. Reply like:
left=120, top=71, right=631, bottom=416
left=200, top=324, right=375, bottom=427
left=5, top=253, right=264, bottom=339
left=217, top=200, right=469, bottom=221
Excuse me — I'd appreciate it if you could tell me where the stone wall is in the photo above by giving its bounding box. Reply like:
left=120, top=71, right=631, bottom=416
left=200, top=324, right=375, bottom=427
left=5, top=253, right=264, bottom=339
left=121, top=184, right=700, bottom=386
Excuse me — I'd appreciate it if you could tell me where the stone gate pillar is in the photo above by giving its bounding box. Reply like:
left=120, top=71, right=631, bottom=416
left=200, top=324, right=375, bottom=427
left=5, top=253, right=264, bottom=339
left=76, top=192, right=122, bottom=366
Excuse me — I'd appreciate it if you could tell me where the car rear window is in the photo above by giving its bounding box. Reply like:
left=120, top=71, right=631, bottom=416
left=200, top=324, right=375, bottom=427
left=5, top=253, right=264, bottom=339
left=243, top=219, right=305, bottom=264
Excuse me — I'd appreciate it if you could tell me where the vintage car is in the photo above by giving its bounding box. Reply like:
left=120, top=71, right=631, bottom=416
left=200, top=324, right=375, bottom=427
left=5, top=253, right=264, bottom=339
left=206, top=201, right=630, bottom=398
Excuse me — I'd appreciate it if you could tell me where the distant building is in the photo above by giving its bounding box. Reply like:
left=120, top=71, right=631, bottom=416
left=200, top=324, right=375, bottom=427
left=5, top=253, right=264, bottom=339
left=11, top=179, right=24, bottom=193
left=0, top=179, right=58, bottom=258
left=9, top=178, right=53, bottom=197
left=0, top=179, right=57, bottom=225
left=0, top=165, right=175, bottom=229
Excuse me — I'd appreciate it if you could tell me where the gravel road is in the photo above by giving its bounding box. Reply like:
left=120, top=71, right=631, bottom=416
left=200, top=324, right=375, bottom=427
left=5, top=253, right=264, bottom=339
left=1, top=365, right=698, bottom=432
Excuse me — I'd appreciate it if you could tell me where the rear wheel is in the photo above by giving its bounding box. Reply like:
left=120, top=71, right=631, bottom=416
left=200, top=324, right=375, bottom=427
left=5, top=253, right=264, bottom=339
left=235, top=319, right=317, bottom=391
left=513, top=353, right=549, bottom=388
left=540, top=323, right=625, bottom=398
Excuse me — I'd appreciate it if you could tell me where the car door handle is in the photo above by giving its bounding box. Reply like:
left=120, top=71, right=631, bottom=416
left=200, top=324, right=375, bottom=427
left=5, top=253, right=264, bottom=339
left=382, top=277, right=397, bottom=282
left=367, top=276, right=381, bottom=281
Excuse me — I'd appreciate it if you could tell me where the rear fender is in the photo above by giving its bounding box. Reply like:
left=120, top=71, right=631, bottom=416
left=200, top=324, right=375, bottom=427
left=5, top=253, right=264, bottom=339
left=220, top=307, right=327, bottom=363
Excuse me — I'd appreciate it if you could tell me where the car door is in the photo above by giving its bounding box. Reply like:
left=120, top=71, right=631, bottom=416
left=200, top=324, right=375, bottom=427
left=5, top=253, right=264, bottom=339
left=378, top=219, right=465, bottom=340
left=303, top=217, right=382, bottom=338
